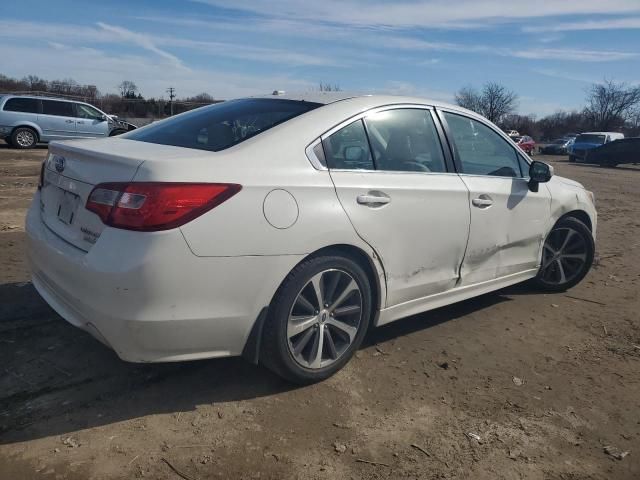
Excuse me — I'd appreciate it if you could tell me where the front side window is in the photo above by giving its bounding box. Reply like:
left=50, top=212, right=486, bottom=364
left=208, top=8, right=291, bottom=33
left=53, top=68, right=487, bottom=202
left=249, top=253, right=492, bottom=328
left=4, top=98, right=40, bottom=114
left=364, top=109, right=446, bottom=173
left=75, top=104, right=103, bottom=120
left=125, top=98, right=321, bottom=152
left=42, top=100, right=74, bottom=117
left=323, top=120, right=374, bottom=170
left=443, top=112, right=522, bottom=177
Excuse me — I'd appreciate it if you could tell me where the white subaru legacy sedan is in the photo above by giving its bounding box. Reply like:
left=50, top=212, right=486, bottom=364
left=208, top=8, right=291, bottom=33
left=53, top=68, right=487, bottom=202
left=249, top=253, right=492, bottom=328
left=26, top=94, right=596, bottom=383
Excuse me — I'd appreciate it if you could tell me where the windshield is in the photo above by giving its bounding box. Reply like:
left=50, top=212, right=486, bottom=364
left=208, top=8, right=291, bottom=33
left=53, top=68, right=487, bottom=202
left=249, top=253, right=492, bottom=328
left=125, top=98, right=322, bottom=152
left=575, top=134, right=606, bottom=144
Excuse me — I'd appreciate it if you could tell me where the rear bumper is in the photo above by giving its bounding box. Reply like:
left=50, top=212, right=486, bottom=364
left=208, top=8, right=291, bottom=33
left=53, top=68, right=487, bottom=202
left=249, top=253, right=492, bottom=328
left=26, top=192, right=303, bottom=362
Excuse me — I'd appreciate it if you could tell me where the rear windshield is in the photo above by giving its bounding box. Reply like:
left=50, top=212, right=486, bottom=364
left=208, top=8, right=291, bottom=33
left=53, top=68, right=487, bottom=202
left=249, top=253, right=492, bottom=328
left=575, top=134, right=606, bottom=144
left=125, top=98, right=322, bottom=152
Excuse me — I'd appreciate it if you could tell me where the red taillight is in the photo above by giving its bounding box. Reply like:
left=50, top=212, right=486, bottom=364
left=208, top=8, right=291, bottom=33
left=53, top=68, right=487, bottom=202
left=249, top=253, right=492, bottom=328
left=86, top=182, right=241, bottom=231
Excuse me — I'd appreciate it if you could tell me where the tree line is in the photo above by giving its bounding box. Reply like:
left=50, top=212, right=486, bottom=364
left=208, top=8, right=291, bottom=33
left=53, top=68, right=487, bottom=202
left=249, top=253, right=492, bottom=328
left=2, top=72, right=639, bottom=139
left=455, top=80, right=640, bottom=140
left=0, top=74, right=219, bottom=119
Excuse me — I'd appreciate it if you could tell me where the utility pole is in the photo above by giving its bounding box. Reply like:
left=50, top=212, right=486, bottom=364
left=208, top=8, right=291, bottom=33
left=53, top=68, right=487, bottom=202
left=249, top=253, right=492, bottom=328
left=166, top=87, right=176, bottom=116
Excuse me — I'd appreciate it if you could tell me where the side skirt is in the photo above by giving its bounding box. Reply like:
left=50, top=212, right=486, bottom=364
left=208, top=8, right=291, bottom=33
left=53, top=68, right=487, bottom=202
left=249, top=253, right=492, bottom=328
left=376, top=269, right=538, bottom=326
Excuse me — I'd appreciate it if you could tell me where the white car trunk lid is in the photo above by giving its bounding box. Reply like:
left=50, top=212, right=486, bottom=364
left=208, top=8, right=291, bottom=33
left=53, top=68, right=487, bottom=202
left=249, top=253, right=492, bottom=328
left=40, top=138, right=233, bottom=251
left=40, top=139, right=191, bottom=251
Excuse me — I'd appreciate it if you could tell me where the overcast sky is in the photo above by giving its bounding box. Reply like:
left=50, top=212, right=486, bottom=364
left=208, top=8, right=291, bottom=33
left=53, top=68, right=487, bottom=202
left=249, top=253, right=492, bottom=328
left=2, top=0, right=640, bottom=116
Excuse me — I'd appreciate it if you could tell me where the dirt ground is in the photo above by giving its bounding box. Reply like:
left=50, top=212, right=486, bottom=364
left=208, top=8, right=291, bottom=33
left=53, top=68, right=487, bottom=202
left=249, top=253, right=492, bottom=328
left=0, top=140, right=638, bottom=480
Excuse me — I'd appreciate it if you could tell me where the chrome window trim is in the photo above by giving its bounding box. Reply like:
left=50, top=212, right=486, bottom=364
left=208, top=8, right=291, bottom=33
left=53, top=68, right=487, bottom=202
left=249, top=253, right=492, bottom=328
left=320, top=103, right=435, bottom=141
left=457, top=173, right=531, bottom=181
left=330, top=169, right=461, bottom=176
left=310, top=103, right=457, bottom=176
left=305, top=138, right=327, bottom=171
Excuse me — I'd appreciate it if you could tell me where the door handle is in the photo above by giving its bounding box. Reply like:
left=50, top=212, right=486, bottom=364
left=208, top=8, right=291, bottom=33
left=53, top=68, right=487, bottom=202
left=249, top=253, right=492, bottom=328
left=472, top=196, right=493, bottom=208
left=65, top=120, right=74, bottom=123
left=357, top=192, right=391, bottom=206
left=77, top=121, right=85, bottom=125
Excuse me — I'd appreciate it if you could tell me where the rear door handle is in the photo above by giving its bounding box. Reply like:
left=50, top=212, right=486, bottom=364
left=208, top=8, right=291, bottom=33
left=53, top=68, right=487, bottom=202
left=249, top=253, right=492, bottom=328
left=472, top=195, right=493, bottom=208
left=65, top=120, right=74, bottom=123
left=357, top=193, right=391, bottom=206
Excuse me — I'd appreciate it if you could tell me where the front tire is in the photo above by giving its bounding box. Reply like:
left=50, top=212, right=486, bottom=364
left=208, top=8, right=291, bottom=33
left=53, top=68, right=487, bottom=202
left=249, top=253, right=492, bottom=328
left=261, top=254, right=372, bottom=384
left=533, top=217, right=594, bottom=292
left=11, top=127, right=38, bottom=149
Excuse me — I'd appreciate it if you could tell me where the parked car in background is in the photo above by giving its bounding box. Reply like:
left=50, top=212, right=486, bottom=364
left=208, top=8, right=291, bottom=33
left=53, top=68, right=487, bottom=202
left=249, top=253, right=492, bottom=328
left=515, top=135, right=536, bottom=155
left=541, top=137, right=574, bottom=155
left=26, top=93, right=596, bottom=384
left=0, top=94, right=137, bottom=149
left=506, top=130, right=520, bottom=138
left=568, top=132, right=624, bottom=162
left=585, top=137, right=640, bottom=167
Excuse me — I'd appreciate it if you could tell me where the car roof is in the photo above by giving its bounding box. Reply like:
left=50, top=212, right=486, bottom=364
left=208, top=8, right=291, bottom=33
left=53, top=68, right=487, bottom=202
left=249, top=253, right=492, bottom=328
left=252, top=92, right=464, bottom=111
left=0, top=93, right=84, bottom=103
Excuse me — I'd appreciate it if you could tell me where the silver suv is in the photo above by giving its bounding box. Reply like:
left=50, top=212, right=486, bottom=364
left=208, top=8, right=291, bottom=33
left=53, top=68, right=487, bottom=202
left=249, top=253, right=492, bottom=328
left=0, top=95, right=136, bottom=148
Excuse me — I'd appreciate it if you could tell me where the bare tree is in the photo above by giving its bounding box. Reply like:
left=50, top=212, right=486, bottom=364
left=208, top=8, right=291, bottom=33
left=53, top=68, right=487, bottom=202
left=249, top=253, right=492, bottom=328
left=454, top=86, right=482, bottom=113
left=118, top=80, right=138, bottom=98
left=318, top=82, right=341, bottom=92
left=23, top=75, right=47, bottom=91
left=454, top=82, right=518, bottom=124
left=631, top=107, right=640, bottom=130
left=584, top=79, right=640, bottom=131
left=186, top=92, right=215, bottom=103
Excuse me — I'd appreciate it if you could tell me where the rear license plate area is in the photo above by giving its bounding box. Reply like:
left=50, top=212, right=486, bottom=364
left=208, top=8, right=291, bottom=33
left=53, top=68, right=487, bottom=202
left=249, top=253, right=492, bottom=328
left=57, top=189, right=80, bottom=225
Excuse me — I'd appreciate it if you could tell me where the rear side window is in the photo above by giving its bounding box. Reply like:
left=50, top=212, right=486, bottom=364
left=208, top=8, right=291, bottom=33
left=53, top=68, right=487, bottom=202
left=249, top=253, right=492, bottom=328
left=323, top=120, right=374, bottom=170
left=364, top=109, right=446, bottom=172
left=125, top=98, right=321, bottom=152
left=42, top=100, right=74, bottom=117
left=4, top=98, right=40, bottom=113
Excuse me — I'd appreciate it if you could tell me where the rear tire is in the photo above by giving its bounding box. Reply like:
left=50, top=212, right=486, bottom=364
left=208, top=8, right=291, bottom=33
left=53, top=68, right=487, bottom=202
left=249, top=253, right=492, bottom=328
left=11, top=127, right=38, bottom=149
left=533, top=216, right=594, bottom=292
left=261, top=254, right=372, bottom=384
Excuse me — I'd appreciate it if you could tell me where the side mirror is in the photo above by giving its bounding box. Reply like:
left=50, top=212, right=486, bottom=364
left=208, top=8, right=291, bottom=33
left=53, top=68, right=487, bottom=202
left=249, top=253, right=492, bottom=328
left=100, top=114, right=108, bottom=121
left=344, top=146, right=365, bottom=162
left=528, top=160, right=553, bottom=192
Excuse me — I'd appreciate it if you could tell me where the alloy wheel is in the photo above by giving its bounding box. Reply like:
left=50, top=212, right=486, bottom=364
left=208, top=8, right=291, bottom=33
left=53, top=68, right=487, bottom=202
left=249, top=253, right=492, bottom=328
left=540, top=227, right=588, bottom=285
left=16, top=130, right=35, bottom=147
left=287, top=269, right=362, bottom=369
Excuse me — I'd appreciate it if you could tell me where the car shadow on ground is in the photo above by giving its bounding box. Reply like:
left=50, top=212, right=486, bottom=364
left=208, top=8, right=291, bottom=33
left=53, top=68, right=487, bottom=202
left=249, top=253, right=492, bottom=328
left=0, top=280, right=516, bottom=444
left=0, top=141, right=48, bottom=150
left=567, top=162, right=640, bottom=172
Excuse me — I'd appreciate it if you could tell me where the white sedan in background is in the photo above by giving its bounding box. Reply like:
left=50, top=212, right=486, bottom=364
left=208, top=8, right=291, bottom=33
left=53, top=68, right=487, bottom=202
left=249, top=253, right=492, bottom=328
left=26, top=93, right=596, bottom=384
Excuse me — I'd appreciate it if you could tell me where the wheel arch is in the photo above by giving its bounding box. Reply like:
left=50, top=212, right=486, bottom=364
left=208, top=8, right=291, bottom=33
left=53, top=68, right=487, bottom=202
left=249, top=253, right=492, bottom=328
left=11, top=123, right=42, bottom=140
left=559, top=209, right=592, bottom=231
left=306, top=244, right=384, bottom=318
left=242, top=242, right=386, bottom=365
